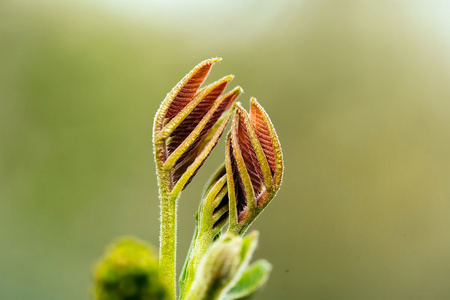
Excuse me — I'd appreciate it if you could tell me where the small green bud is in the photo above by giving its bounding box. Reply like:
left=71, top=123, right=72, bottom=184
left=184, top=231, right=259, bottom=300
left=92, top=237, right=168, bottom=300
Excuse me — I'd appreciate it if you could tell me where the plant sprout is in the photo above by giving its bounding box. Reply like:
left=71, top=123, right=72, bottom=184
left=93, top=58, right=283, bottom=300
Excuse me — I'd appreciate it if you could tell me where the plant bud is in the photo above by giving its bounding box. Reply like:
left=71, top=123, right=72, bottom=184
left=153, top=58, right=241, bottom=196
left=226, top=98, right=284, bottom=235
left=184, top=232, right=259, bottom=300
left=93, top=237, right=168, bottom=300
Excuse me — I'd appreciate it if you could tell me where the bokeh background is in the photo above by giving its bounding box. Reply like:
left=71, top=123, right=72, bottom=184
left=2, top=0, right=450, bottom=299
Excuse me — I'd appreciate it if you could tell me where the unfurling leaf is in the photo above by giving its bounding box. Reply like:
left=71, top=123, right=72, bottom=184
left=224, top=260, right=272, bottom=300
left=198, top=164, right=230, bottom=238
left=226, top=98, right=284, bottom=235
left=153, top=58, right=241, bottom=195
left=92, top=237, right=168, bottom=300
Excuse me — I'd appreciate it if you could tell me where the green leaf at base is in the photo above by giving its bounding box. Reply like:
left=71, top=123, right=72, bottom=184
left=224, top=260, right=272, bottom=300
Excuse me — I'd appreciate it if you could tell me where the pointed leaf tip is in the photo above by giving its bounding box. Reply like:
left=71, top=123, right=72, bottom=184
left=157, top=58, right=221, bottom=127
left=249, top=98, right=276, bottom=174
left=235, top=105, right=264, bottom=198
left=249, top=98, right=284, bottom=188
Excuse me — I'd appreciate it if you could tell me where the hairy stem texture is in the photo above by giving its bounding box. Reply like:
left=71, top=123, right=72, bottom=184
left=158, top=170, right=178, bottom=300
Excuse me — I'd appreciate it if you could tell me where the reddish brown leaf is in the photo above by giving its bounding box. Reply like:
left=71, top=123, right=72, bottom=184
left=200, top=90, right=239, bottom=145
left=234, top=109, right=264, bottom=197
left=171, top=87, right=239, bottom=175
left=168, top=81, right=229, bottom=155
left=165, top=63, right=214, bottom=118
left=249, top=102, right=276, bottom=175
left=172, top=106, right=234, bottom=189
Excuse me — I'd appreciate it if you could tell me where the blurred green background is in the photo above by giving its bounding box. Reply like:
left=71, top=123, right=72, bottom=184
left=1, top=1, right=450, bottom=299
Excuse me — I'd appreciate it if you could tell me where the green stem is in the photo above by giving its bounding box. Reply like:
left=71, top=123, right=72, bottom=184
left=180, top=231, right=214, bottom=300
left=158, top=170, right=178, bottom=300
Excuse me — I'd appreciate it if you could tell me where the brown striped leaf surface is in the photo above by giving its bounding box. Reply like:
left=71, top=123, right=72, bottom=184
left=226, top=99, right=283, bottom=234
left=153, top=58, right=241, bottom=193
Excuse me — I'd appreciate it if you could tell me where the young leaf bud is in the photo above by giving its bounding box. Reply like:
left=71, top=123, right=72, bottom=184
left=226, top=98, right=284, bottom=235
left=153, top=58, right=241, bottom=196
